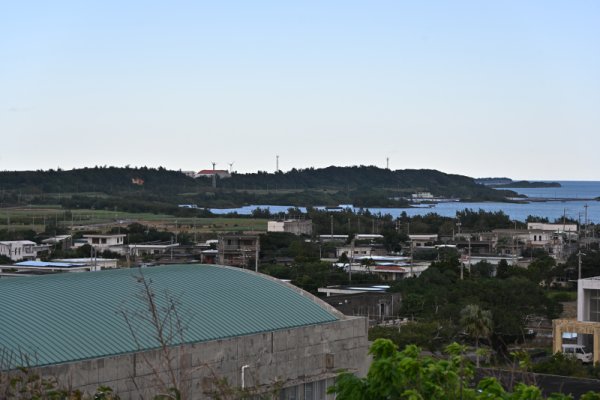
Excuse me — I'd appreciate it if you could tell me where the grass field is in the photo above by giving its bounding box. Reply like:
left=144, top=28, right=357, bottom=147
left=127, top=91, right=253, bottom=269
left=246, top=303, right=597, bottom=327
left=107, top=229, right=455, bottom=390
left=0, top=206, right=267, bottom=233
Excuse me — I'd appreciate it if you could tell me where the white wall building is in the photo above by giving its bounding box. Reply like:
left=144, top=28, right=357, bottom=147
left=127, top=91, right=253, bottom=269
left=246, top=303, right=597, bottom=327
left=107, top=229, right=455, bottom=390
left=554, top=277, right=600, bottom=364
left=336, top=245, right=378, bottom=259
left=76, top=234, right=126, bottom=251
left=0, top=241, right=38, bottom=261
left=528, top=222, right=578, bottom=234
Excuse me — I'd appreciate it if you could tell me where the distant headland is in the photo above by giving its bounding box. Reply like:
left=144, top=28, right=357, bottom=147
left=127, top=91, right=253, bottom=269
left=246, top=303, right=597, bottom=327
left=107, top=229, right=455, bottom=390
left=475, top=178, right=561, bottom=189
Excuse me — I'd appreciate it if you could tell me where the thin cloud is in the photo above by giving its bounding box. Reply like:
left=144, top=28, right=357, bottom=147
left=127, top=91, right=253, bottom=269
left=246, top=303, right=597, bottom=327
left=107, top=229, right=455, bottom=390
left=8, top=106, right=33, bottom=112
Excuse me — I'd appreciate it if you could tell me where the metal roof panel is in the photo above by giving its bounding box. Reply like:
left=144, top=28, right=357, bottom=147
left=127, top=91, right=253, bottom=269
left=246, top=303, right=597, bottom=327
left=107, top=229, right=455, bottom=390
left=0, top=264, right=339, bottom=369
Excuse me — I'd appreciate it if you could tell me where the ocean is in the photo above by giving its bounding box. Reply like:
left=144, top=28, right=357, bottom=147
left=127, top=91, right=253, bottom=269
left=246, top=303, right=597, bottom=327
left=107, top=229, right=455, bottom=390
left=210, top=181, right=600, bottom=223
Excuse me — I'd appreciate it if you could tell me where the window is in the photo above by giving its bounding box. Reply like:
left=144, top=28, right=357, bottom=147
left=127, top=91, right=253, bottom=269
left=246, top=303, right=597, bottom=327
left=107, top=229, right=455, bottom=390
left=588, top=289, right=600, bottom=322
left=279, top=386, right=297, bottom=400
left=304, top=382, right=314, bottom=400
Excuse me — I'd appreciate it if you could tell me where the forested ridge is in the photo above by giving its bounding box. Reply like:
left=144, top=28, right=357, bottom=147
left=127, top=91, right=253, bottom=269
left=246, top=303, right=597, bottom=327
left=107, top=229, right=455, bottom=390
left=0, top=165, right=516, bottom=208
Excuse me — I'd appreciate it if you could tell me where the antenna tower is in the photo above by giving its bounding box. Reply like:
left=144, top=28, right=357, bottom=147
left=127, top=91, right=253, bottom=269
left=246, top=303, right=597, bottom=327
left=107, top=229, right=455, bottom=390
left=211, top=162, right=217, bottom=188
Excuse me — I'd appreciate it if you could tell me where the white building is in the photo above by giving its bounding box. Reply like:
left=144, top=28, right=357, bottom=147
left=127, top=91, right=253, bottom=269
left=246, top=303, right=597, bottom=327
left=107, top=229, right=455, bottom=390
left=527, top=222, right=578, bottom=234
left=553, top=277, right=600, bottom=364
left=336, top=245, right=379, bottom=259
left=76, top=234, right=126, bottom=251
left=194, top=169, right=231, bottom=179
left=409, top=234, right=438, bottom=249
left=0, top=241, right=38, bottom=261
left=128, top=243, right=179, bottom=257
left=267, top=219, right=313, bottom=236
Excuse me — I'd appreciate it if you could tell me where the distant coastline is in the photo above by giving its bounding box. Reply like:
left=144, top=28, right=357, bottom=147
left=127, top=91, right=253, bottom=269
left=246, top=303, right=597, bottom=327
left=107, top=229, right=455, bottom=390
left=476, top=178, right=561, bottom=189
left=496, top=181, right=562, bottom=189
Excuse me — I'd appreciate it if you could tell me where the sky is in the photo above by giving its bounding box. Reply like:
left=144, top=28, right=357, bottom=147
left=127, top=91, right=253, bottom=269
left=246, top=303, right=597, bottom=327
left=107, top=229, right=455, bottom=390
left=1, top=1, right=599, bottom=180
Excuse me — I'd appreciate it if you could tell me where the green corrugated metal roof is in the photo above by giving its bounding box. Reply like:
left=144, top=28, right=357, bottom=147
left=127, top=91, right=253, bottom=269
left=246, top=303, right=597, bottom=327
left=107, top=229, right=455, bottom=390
left=0, top=264, right=339, bottom=369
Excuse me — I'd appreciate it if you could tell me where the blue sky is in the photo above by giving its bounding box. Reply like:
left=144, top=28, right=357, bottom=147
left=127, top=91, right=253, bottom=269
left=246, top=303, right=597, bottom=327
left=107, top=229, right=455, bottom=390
left=2, top=1, right=599, bottom=179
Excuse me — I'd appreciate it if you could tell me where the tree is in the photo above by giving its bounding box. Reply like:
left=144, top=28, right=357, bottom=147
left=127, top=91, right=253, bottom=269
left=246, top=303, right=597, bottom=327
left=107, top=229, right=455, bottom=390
left=369, top=321, right=457, bottom=353
left=460, top=304, right=493, bottom=367
left=329, top=339, right=597, bottom=400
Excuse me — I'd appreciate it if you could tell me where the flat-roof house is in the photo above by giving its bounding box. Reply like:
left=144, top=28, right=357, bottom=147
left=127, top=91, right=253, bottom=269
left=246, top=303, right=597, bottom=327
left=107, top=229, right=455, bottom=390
left=0, top=240, right=38, bottom=261
left=409, top=234, right=438, bottom=249
left=76, top=234, right=126, bottom=251
left=217, top=233, right=260, bottom=268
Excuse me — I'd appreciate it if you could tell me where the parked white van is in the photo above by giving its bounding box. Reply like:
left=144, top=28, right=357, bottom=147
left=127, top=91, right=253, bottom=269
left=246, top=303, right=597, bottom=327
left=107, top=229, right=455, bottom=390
left=561, top=344, right=593, bottom=363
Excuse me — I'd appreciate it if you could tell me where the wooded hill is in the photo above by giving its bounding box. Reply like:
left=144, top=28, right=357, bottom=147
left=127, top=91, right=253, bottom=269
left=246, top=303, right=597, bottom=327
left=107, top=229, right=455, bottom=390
left=0, top=166, right=516, bottom=209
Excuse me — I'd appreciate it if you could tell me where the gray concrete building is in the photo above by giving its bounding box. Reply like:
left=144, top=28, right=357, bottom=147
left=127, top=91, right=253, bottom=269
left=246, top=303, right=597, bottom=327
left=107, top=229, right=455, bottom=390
left=268, top=219, right=313, bottom=236
left=0, top=264, right=368, bottom=399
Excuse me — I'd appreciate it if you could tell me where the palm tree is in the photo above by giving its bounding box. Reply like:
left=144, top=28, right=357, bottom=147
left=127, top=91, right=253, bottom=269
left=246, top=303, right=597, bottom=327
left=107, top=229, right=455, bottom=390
left=460, top=304, right=493, bottom=367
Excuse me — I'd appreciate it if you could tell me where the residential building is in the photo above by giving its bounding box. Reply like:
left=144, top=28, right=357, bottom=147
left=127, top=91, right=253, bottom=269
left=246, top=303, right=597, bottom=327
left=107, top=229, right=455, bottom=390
left=409, top=234, right=438, bottom=250
left=321, top=291, right=401, bottom=325
left=0, top=240, right=39, bottom=261
left=128, top=242, right=179, bottom=257
left=75, top=234, right=126, bottom=251
left=335, top=245, right=385, bottom=259
left=217, top=233, right=260, bottom=268
left=194, top=169, right=231, bottom=179
left=493, top=228, right=570, bottom=259
left=553, top=277, right=600, bottom=363
left=0, top=264, right=368, bottom=399
left=41, top=235, right=73, bottom=249
left=267, top=219, right=313, bottom=236
left=527, top=222, right=578, bottom=235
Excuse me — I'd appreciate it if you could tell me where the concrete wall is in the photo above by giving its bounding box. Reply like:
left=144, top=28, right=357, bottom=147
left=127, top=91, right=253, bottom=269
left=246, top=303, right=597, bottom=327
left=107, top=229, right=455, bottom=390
left=323, top=293, right=402, bottom=323
left=33, top=317, right=368, bottom=399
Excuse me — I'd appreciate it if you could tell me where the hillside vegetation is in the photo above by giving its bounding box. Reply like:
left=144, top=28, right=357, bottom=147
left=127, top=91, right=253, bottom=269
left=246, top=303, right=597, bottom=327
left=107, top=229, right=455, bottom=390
left=0, top=166, right=515, bottom=210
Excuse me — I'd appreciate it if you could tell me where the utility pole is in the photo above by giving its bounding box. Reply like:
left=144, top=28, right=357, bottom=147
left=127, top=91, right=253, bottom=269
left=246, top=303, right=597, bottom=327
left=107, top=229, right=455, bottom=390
left=276, top=155, right=279, bottom=172
left=330, top=215, right=334, bottom=238
left=349, top=238, right=354, bottom=283
left=386, top=157, right=389, bottom=170
left=468, top=236, right=472, bottom=274
left=228, top=162, right=234, bottom=174
left=193, top=217, right=197, bottom=244
left=211, top=162, right=217, bottom=189
left=255, top=236, right=260, bottom=272
left=578, top=251, right=586, bottom=280
left=584, top=204, right=589, bottom=249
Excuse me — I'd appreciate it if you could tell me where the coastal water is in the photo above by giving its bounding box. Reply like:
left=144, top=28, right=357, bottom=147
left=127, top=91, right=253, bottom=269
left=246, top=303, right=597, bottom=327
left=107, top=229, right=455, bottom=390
left=210, top=181, right=600, bottom=223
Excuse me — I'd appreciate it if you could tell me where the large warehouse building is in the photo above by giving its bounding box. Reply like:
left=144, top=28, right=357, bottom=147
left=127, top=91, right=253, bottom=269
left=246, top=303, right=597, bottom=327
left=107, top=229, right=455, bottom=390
left=0, top=264, right=368, bottom=399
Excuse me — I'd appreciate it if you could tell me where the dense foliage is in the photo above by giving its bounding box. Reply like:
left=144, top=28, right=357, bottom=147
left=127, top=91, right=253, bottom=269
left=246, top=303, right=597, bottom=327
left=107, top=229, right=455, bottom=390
left=329, top=339, right=600, bottom=400
left=385, top=258, right=562, bottom=355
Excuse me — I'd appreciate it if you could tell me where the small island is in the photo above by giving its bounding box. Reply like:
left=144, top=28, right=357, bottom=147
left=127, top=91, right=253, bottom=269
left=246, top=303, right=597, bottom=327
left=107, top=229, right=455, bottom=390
left=494, top=180, right=562, bottom=189
left=476, top=178, right=561, bottom=189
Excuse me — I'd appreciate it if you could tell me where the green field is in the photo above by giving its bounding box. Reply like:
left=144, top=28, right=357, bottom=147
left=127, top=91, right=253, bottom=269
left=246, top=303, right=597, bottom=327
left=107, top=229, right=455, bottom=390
left=0, top=206, right=267, bottom=233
